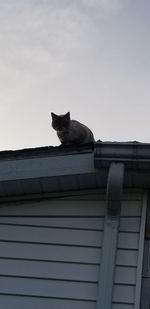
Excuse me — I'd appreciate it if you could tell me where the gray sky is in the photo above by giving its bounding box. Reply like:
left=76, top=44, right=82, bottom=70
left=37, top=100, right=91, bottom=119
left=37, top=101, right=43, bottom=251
left=0, top=0, right=150, bottom=150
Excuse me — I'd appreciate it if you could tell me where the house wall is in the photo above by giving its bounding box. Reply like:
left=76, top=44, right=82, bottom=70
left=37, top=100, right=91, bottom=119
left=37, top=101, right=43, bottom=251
left=0, top=190, right=146, bottom=309
left=112, top=193, right=146, bottom=309
left=0, top=192, right=106, bottom=309
left=140, top=194, right=150, bottom=309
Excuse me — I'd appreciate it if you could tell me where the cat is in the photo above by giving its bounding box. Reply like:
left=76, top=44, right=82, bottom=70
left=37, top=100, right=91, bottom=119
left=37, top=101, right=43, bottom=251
left=51, top=112, right=95, bottom=145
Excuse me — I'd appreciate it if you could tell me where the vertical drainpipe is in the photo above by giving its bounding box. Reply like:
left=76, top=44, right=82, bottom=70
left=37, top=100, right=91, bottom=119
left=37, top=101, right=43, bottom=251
left=96, top=162, right=124, bottom=309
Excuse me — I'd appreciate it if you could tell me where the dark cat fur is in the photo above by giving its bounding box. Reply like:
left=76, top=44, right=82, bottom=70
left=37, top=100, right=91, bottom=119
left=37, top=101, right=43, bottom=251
left=51, top=112, right=95, bottom=145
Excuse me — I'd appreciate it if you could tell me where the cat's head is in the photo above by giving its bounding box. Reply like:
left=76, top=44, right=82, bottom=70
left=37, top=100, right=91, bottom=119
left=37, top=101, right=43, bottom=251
left=51, top=112, right=70, bottom=131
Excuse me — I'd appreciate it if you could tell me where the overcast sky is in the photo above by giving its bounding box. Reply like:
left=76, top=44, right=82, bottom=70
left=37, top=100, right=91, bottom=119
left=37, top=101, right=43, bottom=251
left=0, top=0, right=150, bottom=150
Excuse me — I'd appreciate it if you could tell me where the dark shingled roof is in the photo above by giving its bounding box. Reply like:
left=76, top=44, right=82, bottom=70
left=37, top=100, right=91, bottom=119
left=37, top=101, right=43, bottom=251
left=0, top=143, right=96, bottom=160
left=0, top=140, right=144, bottom=156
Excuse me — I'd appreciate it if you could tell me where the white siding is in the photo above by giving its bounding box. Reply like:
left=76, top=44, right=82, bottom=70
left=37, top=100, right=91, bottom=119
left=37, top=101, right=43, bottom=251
left=0, top=195, right=106, bottom=309
left=0, top=191, right=146, bottom=309
left=112, top=194, right=146, bottom=309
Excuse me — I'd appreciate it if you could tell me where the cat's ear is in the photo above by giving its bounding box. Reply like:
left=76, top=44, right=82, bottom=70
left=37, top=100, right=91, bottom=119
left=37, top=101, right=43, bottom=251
left=65, top=112, right=70, bottom=120
left=51, top=112, right=57, bottom=119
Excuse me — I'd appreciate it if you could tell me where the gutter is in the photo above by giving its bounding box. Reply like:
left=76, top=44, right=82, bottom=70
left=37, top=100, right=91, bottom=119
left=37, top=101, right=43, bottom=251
left=94, top=142, right=150, bottom=189
left=94, top=142, right=150, bottom=170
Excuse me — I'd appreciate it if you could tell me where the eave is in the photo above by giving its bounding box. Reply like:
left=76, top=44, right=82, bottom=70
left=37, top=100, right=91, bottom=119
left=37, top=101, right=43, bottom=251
left=0, top=142, right=150, bottom=200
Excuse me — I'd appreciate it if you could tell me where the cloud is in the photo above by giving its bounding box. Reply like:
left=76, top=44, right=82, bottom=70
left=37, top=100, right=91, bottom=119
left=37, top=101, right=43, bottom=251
left=0, top=0, right=135, bottom=111
left=68, top=0, right=131, bottom=19
left=0, top=0, right=130, bottom=69
left=0, top=2, right=88, bottom=78
left=0, top=0, right=149, bottom=151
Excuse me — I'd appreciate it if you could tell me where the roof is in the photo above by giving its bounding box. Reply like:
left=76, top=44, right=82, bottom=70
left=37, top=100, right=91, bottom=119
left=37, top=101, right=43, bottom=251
left=0, top=141, right=150, bottom=200
left=0, top=144, right=94, bottom=159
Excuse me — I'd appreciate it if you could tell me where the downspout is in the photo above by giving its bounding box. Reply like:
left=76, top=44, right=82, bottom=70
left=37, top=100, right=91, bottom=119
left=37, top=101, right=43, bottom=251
left=96, top=162, right=124, bottom=309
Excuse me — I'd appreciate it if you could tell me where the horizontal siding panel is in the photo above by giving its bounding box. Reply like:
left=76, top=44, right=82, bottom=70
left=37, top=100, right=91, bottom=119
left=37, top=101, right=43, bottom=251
left=121, top=201, right=142, bottom=217
left=0, top=200, right=106, bottom=216
left=0, top=259, right=99, bottom=282
left=0, top=195, right=105, bottom=308
left=112, top=304, right=134, bottom=309
left=0, top=217, right=104, bottom=230
left=0, top=242, right=101, bottom=264
left=113, top=285, right=135, bottom=304
left=0, top=225, right=103, bottom=247
left=0, top=277, right=97, bottom=300
left=119, top=218, right=141, bottom=233
left=118, top=233, right=139, bottom=250
left=112, top=193, right=145, bottom=309
left=116, top=250, right=138, bottom=267
left=114, top=267, right=136, bottom=285
left=0, top=295, right=96, bottom=309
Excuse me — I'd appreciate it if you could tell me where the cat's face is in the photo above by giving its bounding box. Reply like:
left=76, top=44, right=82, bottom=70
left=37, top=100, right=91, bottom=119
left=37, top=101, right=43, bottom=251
left=51, top=112, right=70, bottom=131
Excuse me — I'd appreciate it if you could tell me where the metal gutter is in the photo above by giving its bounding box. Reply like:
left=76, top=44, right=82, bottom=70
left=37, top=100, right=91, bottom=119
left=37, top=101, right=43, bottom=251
left=94, top=142, right=150, bottom=170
